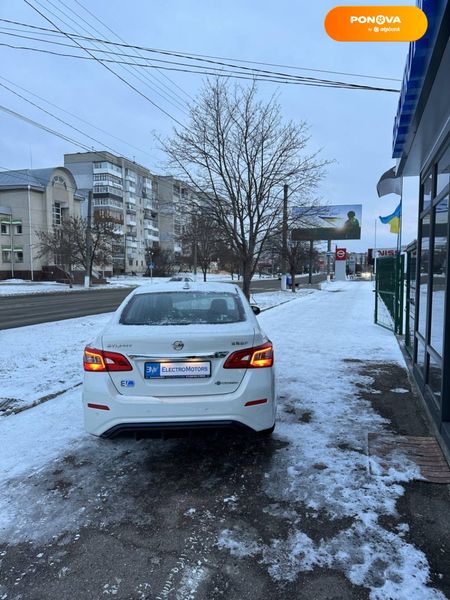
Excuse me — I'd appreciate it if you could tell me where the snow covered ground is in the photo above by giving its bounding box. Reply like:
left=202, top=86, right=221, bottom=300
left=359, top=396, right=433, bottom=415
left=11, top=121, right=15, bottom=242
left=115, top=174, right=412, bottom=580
left=0, top=281, right=445, bottom=599
left=0, top=273, right=272, bottom=296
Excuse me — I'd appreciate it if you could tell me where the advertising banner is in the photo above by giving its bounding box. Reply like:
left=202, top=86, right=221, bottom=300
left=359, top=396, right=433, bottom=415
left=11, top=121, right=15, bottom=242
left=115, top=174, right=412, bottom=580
left=292, top=204, right=362, bottom=241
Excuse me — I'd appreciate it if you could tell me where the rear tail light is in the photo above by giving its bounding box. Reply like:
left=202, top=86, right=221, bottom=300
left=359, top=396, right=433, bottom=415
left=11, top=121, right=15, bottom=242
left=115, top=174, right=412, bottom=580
left=83, top=346, right=132, bottom=372
left=223, top=342, right=273, bottom=369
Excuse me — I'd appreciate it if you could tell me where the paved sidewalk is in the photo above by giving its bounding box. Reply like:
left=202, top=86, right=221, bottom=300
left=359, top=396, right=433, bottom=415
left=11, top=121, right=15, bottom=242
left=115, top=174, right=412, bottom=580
left=0, top=281, right=449, bottom=599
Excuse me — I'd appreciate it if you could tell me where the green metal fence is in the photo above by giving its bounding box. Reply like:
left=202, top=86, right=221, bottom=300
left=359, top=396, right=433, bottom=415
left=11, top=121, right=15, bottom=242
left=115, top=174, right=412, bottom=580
left=374, top=254, right=404, bottom=334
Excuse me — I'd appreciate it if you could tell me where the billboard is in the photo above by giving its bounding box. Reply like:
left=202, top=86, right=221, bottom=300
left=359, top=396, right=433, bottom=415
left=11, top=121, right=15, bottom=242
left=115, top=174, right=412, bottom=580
left=291, top=204, right=362, bottom=241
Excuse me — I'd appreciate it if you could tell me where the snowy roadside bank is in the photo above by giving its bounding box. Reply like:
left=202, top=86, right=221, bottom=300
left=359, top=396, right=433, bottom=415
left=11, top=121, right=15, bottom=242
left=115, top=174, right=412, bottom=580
left=0, top=274, right=277, bottom=296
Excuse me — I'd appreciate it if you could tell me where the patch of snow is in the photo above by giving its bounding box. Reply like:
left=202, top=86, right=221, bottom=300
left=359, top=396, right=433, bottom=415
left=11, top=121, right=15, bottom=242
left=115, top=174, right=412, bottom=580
left=217, top=528, right=261, bottom=558
left=175, top=564, right=208, bottom=600
left=0, top=313, right=113, bottom=415
left=391, top=388, right=409, bottom=394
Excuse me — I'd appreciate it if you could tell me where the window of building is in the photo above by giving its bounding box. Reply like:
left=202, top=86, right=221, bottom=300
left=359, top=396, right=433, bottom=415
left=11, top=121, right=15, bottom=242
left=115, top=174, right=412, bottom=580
left=53, top=202, right=62, bottom=225
left=2, top=250, right=11, bottom=262
left=430, top=196, right=448, bottom=356
left=437, top=145, right=450, bottom=197
left=15, top=224, right=22, bottom=235
left=428, top=352, right=442, bottom=406
left=128, top=259, right=133, bottom=266
left=14, top=250, right=23, bottom=263
left=422, top=170, right=433, bottom=212
left=417, top=213, right=430, bottom=338
left=1, top=223, right=9, bottom=235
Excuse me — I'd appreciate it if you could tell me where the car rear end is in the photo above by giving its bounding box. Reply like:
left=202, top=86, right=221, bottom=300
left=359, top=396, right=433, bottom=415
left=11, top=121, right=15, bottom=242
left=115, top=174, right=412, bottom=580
left=82, top=283, right=276, bottom=437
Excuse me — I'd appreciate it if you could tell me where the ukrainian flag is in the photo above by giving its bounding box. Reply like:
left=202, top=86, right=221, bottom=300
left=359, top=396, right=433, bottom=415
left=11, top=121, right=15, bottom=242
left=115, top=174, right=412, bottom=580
left=379, top=203, right=401, bottom=234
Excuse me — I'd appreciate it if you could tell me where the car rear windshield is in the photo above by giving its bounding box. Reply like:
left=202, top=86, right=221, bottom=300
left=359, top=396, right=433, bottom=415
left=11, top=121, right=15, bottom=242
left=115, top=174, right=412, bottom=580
left=120, top=291, right=246, bottom=325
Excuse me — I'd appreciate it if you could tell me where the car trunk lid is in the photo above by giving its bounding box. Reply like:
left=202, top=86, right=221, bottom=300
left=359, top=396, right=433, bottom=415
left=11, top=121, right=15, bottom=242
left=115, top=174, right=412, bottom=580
left=102, top=323, right=255, bottom=397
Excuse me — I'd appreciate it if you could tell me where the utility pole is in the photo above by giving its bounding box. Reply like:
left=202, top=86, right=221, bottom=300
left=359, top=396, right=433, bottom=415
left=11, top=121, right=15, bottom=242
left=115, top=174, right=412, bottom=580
left=326, top=239, right=331, bottom=281
left=308, top=240, right=313, bottom=284
left=9, top=212, right=14, bottom=279
left=149, top=249, right=154, bottom=284
left=84, top=191, right=92, bottom=288
left=281, top=184, right=288, bottom=291
left=193, top=242, right=198, bottom=277
left=27, top=184, right=34, bottom=281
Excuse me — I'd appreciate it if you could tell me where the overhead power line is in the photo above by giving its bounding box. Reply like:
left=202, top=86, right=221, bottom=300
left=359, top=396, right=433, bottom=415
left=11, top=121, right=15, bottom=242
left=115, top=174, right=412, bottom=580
left=23, top=0, right=185, bottom=126
left=0, top=80, right=125, bottom=156
left=0, top=17, right=401, bottom=84
left=0, top=103, right=94, bottom=151
left=0, top=37, right=400, bottom=92
left=71, top=0, right=192, bottom=101
left=0, top=74, right=153, bottom=157
left=34, top=0, right=189, bottom=114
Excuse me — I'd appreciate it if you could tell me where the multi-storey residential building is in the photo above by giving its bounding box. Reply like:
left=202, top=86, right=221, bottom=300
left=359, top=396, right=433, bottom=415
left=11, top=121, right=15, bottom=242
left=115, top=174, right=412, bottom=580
left=0, top=167, right=83, bottom=280
left=64, top=151, right=159, bottom=274
left=153, top=175, right=199, bottom=259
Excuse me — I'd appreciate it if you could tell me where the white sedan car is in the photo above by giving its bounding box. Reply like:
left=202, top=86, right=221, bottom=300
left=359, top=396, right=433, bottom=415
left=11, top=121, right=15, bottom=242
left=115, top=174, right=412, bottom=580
left=83, top=282, right=276, bottom=438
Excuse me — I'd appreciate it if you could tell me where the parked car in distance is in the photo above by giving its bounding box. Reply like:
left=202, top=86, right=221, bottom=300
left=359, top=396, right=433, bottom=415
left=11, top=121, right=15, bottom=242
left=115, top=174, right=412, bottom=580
left=169, top=275, right=194, bottom=282
left=83, top=282, right=276, bottom=439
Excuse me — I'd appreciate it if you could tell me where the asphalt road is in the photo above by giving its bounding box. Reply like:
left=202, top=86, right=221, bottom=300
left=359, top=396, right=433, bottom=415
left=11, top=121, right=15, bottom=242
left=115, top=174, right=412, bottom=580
left=0, top=274, right=326, bottom=330
left=0, top=287, right=135, bottom=330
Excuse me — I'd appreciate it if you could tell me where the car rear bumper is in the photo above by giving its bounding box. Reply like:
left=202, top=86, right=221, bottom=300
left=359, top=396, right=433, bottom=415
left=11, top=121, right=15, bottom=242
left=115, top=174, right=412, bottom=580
left=100, top=420, right=257, bottom=438
left=83, top=369, right=276, bottom=437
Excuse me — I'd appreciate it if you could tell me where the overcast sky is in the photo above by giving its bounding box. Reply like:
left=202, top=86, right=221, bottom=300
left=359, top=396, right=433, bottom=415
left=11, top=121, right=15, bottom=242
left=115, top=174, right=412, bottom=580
left=0, top=0, right=420, bottom=252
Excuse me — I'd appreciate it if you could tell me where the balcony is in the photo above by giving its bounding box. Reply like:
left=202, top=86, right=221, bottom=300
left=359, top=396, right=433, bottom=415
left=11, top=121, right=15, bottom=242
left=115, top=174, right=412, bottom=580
left=93, top=185, right=123, bottom=198
left=93, top=200, right=123, bottom=212
left=126, top=217, right=137, bottom=226
left=126, top=204, right=137, bottom=215
left=93, top=164, right=122, bottom=177
left=144, top=218, right=158, bottom=229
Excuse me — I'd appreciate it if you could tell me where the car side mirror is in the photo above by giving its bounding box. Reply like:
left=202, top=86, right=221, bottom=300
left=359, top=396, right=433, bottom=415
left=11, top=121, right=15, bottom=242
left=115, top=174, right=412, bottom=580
left=251, top=305, right=261, bottom=315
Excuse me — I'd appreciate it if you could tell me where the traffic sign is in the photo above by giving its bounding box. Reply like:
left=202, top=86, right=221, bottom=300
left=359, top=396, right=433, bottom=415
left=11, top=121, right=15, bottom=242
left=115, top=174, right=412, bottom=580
left=335, top=248, right=347, bottom=261
left=148, top=262, right=155, bottom=269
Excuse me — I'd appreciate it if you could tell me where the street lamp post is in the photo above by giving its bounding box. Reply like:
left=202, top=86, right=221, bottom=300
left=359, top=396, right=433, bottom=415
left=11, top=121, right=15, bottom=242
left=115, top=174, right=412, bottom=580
left=281, top=184, right=288, bottom=291
left=149, top=249, right=153, bottom=284
left=27, top=184, right=34, bottom=281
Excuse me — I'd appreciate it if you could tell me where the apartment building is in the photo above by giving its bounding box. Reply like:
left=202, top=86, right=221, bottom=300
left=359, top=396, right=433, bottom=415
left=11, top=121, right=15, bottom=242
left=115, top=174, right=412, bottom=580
left=0, top=167, right=83, bottom=280
left=153, top=175, right=199, bottom=259
left=64, top=151, right=159, bottom=274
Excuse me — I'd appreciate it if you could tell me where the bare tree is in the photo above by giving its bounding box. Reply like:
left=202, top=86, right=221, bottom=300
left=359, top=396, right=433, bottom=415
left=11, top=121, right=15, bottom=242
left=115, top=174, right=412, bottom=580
left=37, top=216, right=120, bottom=285
left=287, top=240, right=319, bottom=292
left=181, top=213, right=222, bottom=281
left=161, top=79, right=329, bottom=298
left=145, top=246, right=177, bottom=277
left=36, top=220, right=81, bottom=287
left=73, top=216, right=121, bottom=278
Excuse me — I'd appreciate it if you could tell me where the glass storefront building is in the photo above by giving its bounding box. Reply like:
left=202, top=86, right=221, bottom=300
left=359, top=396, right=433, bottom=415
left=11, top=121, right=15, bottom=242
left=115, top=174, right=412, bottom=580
left=392, top=1, right=450, bottom=450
